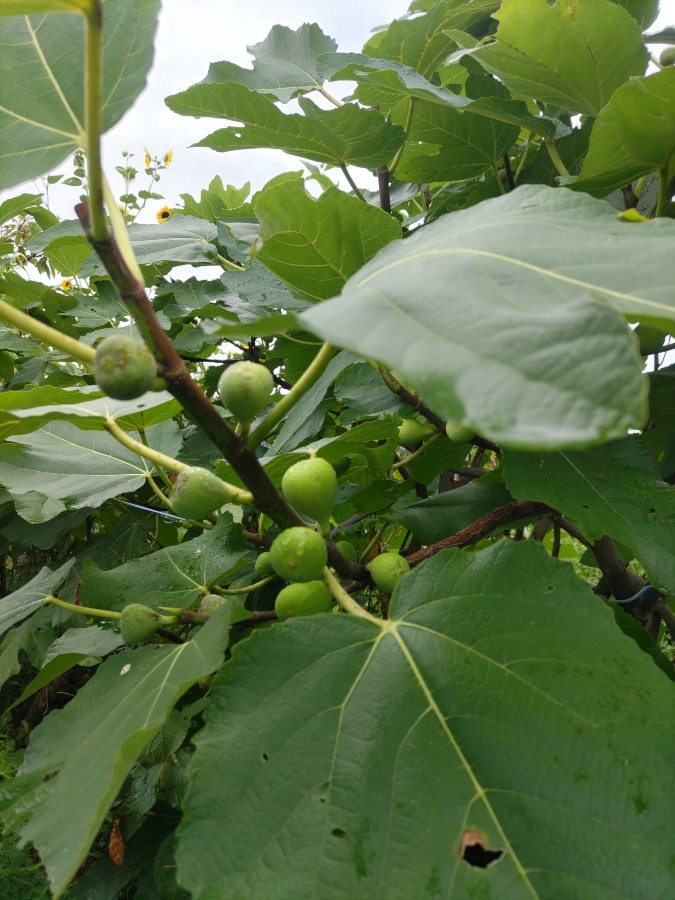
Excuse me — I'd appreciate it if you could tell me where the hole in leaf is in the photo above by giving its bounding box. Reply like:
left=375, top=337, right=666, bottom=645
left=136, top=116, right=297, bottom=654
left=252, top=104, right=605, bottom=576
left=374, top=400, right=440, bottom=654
left=458, top=829, right=505, bottom=869
left=262, top=752, right=269, bottom=762
left=544, top=585, right=554, bottom=593
left=647, top=507, right=656, bottom=514
left=331, top=827, right=347, bottom=839
left=580, top=504, right=589, bottom=509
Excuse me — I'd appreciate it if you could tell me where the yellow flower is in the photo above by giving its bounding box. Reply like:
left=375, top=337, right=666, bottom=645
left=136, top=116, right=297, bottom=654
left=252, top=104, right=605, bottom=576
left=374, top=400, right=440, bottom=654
left=144, top=148, right=151, bottom=167
left=156, top=205, right=171, bottom=223
left=61, top=278, right=72, bottom=291
left=163, top=150, right=173, bottom=166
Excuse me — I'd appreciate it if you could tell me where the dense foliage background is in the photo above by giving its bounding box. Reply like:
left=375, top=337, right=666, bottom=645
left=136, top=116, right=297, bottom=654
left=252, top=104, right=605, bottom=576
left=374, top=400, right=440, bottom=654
left=0, top=0, right=674, bottom=897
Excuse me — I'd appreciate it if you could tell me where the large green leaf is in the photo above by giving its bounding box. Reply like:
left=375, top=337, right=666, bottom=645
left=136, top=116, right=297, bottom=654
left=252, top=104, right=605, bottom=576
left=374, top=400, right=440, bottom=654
left=503, top=436, right=675, bottom=592
left=79, top=514, right=248, bottom=612
left=204, top=23, right=338, bottom=103
left=0, top=0, right=160, bottom=191
left=254, top=177, right=401, bottom=301
left=471, top=0, right=648, bottom=116
left=573, top=69, right=675, bottom=196
left=0, top=559, right=73, bottom=636
left=165, top=83, right=404, bottom=169
left=0, top=607, right=233, bottom=898
left=177, top=541, right=675, bottom=898
left=0, top=419, right=181, bottom=523
left=299, top=185, right=666, bottom=449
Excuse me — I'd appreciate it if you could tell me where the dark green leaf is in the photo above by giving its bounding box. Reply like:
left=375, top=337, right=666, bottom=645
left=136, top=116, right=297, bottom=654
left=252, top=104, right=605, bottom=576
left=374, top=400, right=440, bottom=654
left=0, top=560, right=73, bottom=636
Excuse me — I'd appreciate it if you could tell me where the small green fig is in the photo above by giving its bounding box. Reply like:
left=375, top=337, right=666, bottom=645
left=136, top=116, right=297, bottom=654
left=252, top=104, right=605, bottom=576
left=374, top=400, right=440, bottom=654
left=94, top=334, right=157, bottom=400
left=120, top=603, right=162, bottom=644
left=335, top=539, right=357, bottom=562
left=254, top=551, right=275, bottom=578
left=660, top=47, right=675, bottom=67
left=274, top=580, right=333, bottom=620
left=367, top=551, right=410, bottom=594
left=397, top=416, right=435, bottom=446
left=281, top=457, right=337, bottom=529
left=445, top=422, right=474, bottom=444
left=198, top=593, right=226, bottom=615
left=269, top=527, right=328, bottom=582
left=218, top=361, right=274, bottom=426
left=170, top=467, right=234, bottom=520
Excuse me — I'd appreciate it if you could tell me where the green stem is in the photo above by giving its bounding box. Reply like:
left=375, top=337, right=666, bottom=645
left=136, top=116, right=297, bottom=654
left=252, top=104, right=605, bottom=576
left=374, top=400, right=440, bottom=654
left=247, top=342, right=337, bottom=449
left=359, top=520, right=389, bottom=565
left=317, top=85, right=343, bottom=107
left=392, top=431, right=441, bottom=469
left=339, top=164, right=366, bottom=202
left=47, top=594, right=121, bottom=620
left=322, top=567, right=377, bottom=621
left=493, top=165, right=506, bottom=195
left=388, top=98, right=416, bottom=178
left=212, top=575, right=275, bottom=595
left=103, top=176, right=145, bottom=284
left=0, top=298, right=95, bottom=365
left=83, top=4, right=108, bottom=241
left=216, top=252, right=246, bottom=272
left=544, top=139, right=570, bottom=178
left=513, top=133, right=534, bottom=184
left=104, top=417, right=187, bottom=474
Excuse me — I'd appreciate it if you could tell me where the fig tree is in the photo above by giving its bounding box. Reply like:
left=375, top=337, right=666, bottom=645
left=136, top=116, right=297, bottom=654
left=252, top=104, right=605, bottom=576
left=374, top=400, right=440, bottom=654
left=218, top=361, right=274, bottom=426
left=120, top=603, right=162, bottom=644
left=367, top=551, right=410, bottom=594
left=170, top=467, right=234, bottom=520
left=660, top=47, right=675, bottom=66
left=281, top=457, right=337, bottom=529
left=269, top=527, right=327, bottom=582
left=94, top=334, right=157, bottom=400
left=274, top=580, right=333, bottom=620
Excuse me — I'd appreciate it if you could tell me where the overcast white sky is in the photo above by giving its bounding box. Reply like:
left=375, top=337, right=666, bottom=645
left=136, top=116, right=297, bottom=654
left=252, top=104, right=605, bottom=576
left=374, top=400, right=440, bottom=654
left=22, top=0, right=675, bottom=221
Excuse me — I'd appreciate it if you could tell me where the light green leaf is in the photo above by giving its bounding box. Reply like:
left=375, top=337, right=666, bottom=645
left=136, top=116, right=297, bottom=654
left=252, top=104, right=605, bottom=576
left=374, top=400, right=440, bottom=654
left=165, top=83, right=404, bottom=169
left=0, top=560, right=73, bottom=636
left=178, top=541, right=675, bottom=899
left=79, top=514, right=248, bottom=613
left=205, top=23, right=338, bottom=103
left=0, top=0, right=160, bottom=191
left=0, top=419, right=181, bottom=523
left=572, top=69, right=675, bottom=196
left=0, top=607, right=232, bottom=898
left=472, top=0, right=648, bottom=116
left=41, top=235, right=93, bottom=276
left=503, top=435, right=675, bottom=592
left=254, top=177, right=401, bottom=301
left=0, top=193, right=43, bottom=227
left=299, top=185, right=663, bottom=449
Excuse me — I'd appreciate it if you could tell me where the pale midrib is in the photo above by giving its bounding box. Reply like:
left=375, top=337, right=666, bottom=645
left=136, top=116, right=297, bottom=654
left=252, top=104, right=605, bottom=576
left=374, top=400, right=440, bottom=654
left=25, top=16, right=83, bottom=139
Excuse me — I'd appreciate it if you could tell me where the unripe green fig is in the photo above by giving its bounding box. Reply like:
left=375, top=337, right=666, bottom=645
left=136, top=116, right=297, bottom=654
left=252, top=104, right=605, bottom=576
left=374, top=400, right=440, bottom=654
left=121, top=603, right=162, bottom=644
left=660, top=47, right=675, bottom=67
left=198, top=593, right=225, bottom=615
left=170, top=467, right=234, bottom=520
left=274, top=580, right=333, bottom=620
left=281, top=457, right=337, bottom=529
left=94, top=334, right=157, bottom=400
left=367, top=551, right=410, bottom=594
left=269, top=527, right=328, bottom=582
left=335, top=539, right=357, bottom=562
left=254, top=551, right=275, bottom=578
left=445, top=422, right=474, bottom=444
left=397, top=416, right=435, bottom=446
left=218, top=361, right=274, bottom=426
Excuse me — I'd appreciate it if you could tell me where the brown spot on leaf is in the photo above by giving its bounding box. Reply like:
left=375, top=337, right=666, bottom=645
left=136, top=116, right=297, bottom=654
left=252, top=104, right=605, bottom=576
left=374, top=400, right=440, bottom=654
left=458, top=829, right=505, bottom=868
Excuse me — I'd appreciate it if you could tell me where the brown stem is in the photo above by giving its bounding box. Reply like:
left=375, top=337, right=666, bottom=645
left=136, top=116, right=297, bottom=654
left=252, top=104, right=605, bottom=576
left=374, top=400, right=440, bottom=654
left=407, top=500, right=549, bottom=566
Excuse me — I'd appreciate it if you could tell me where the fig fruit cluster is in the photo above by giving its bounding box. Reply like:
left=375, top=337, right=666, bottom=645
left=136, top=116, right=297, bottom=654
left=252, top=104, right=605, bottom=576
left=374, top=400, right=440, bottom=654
left=94, top=334, right=157, bottom=400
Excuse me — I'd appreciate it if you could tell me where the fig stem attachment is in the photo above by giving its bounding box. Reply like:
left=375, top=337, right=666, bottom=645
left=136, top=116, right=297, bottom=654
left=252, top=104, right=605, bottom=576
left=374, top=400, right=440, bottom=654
left=247, top=342, right=337, bottom=450
left=392, top=431, right=441, bottom=469
left=211, top=575, right=275, bottom=595
left=322, top=567, right=377, bottom=621
left=47, top=595, right=121, bottom=621
left=104, top=417, right=188, bottom=475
